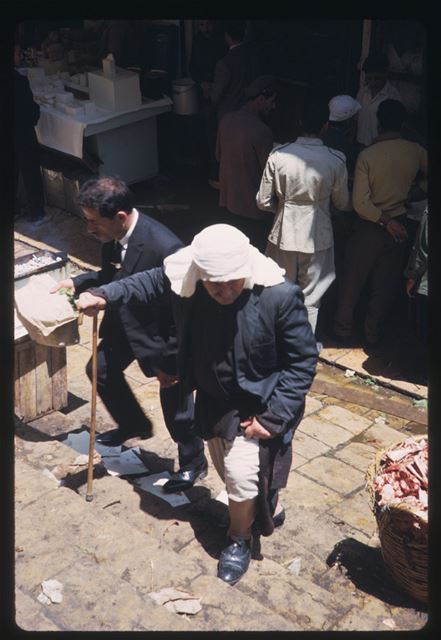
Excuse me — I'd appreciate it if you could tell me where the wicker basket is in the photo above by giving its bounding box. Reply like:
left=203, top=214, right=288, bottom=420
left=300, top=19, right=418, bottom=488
left=365, top=435, right=428, bottom=603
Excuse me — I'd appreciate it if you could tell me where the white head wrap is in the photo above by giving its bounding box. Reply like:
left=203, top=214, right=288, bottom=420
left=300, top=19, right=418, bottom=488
left=164, top=224, right=285, bottom=297
left=328, top=95, right=361, bottom=122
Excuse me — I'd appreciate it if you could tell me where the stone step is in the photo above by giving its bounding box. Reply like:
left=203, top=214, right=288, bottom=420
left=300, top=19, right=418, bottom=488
left=15, top=446, right=296, bottom=631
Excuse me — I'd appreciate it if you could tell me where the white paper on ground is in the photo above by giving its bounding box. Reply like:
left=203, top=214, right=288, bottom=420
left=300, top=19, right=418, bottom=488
left=102, top=448, right=148, bottom=476
left=42, top=468, right=61, bottom=486
left=132, top=471, right=191, bottom=507
left=215, top=489, right=229, bottom=505
left=41, top=579, right=63, bottom=603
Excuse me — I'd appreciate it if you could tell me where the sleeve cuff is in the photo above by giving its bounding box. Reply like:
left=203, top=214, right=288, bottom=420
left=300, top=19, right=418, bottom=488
left=255, top=407, right=285, bottom=436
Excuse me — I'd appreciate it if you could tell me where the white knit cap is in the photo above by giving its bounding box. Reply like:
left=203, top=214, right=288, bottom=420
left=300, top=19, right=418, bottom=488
left=328, top=95, right=361, bottom=122
left=164, top=224, right=285, bottom=297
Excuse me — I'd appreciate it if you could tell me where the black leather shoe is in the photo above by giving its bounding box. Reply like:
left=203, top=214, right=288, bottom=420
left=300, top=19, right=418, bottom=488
left=273, top=508, right=286, bottom=528
left=95, top=427, right=152, bottom=447
left=162, top=459, right=208, bottom=493
left=217, top=538, right=251, bottom=585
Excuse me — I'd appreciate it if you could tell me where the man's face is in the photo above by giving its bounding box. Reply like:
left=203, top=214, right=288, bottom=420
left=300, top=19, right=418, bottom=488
left=365, top=72, right=387, bottom=96
left=197, top=20, right=213, bottom=37
left=202, top=278, right=246, bottom=305
left=259, top=93, right=276, bottom=118
left=82, top=207, right=126, bottom=243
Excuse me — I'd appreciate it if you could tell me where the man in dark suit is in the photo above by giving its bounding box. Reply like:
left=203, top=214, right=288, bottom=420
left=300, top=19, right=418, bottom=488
left=210, top=20, right=267, bottom=124
left=76, top=224, right=318, bottom=585
left=52, top=177, right=207, bottom=492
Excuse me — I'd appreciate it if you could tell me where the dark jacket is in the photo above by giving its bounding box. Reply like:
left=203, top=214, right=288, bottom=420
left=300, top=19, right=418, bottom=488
left=92, top=268, right=318, bottom=434
left=189, top=31, right=227, bottom=84
left=14, top=70, right=41, bottom=146
left=210, top=42, right=266, bottom=121
left=73, top=212, right=182, bottom=375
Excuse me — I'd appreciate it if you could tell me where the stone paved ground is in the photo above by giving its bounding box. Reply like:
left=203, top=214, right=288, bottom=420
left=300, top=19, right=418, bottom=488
left=14, top=312, right=429, bottom=632
left=13, top=178, right=431, bottom=632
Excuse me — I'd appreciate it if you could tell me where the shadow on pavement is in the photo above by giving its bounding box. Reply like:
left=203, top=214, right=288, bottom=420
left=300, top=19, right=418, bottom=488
left=326, top=537, right=427, bottom=613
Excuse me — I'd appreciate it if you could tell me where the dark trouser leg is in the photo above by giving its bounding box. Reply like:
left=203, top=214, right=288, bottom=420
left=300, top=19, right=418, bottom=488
left=334, top=220, right=383, bottom=337
left=364, top=235, right=408, bottom=341
left=86, top=341, right=152, bottom=433
left=159, top=384, right=205, bottom=469
left=225, top=212, right=273, bottom=254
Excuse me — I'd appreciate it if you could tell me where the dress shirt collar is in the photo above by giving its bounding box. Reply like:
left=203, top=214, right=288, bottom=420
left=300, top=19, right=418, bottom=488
left=118, top=208, right=139, bottom=252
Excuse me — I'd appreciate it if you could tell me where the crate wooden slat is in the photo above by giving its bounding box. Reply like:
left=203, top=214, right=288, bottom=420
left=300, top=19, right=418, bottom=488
left=14, top=335, right=68, bottom=422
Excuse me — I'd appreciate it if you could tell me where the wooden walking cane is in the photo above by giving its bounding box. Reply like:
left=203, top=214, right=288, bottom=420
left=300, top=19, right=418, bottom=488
left=86, top=314, right=98, bottom=502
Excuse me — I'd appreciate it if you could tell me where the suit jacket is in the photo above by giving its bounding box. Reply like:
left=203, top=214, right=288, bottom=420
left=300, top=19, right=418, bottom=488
left=73, top=212, right=183, bottom=375
left=91, top=269, right=318, bottom=433
left=210, top=42, right=266, bottom=121
left=14, top=70, right=41, bottom=149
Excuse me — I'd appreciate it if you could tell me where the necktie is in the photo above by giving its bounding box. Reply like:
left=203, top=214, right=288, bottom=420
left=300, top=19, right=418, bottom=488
left=110, top=240, right=122, bottom=268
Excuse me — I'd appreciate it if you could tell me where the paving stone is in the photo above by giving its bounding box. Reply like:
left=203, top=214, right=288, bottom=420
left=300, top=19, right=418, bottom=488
left=124, top=361, right=155, bottom=385
left=320, top=396, right=372, bottom=416
left=16, top=438, right=83, bottom=472
left=362, top=408, right=410, bottom=431
left=297, top=457, right=365, bottom=495
left=358, top=424, right=409, bottom=450
left=291, top=449, right=309, bottom=469
left=262, top=528, right=330, bottom=580
left=15, top=589, right=61, bottom=631
left=188, top=574, right=295, bottom=631
left=15, top=544, right=81, bottom=592
left=304, top=394, right=323, bottom=416
left=332, top=441, right=378, bottom=473
left=327, top=489, right=377, bottom=537
left=297, top=416, right=354, bottom=447
left=31, top=555, right=185, bottom=631
left=320, top=346, right=351, bottom=361
left=284, top=471, right=341, bottom=510
left=236, top=564, right=340, bottom=630
left=331, top=608, right=391, bottom=631
left=15, top=458, right=61, bottom=505
left=292, top=428, right=331, bottom=460
left=318, top=405, right=372, bottom=434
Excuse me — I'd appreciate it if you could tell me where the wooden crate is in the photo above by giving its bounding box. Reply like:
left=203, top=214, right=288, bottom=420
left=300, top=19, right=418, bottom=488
left=14, top=335, right=68, bottom=422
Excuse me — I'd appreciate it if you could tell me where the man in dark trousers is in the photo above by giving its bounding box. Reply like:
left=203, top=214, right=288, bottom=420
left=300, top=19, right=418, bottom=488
left=334, top=99, right=427, bottom=346
left=14, top=44, right=47, bottom=225
left=51, top=177, right=207, bottom=492
left=75, top=224, right=318, bottom=585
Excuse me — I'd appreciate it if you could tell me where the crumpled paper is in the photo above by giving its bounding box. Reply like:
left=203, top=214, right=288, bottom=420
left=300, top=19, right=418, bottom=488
left=148, top=588, right=201, bottom=615
left=41, top=579, right=63, bottom=603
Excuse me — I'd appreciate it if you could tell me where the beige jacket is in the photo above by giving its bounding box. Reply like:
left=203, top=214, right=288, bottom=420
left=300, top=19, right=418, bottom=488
left=256, top=138, right=351, bottom=253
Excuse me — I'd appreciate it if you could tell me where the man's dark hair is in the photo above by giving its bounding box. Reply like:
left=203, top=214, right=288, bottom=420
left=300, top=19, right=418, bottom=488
left=377, top=99, right=407, bottom=131
left=222, top=20, right=246, bottom=42
left=77, top=176, right=134, bottom=218
left=301, top=101, right=330, bottom=134
left=362, top=51, right=389, bottom=74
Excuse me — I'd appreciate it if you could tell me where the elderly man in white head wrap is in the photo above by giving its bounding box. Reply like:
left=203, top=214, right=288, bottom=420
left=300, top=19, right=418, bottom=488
left=77, top=224, right=318, bottom=585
